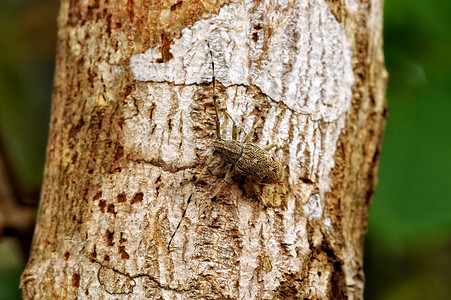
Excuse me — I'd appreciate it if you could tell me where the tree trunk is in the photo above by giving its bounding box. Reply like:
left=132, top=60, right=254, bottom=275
left=21, top=0, right=386, bottom=298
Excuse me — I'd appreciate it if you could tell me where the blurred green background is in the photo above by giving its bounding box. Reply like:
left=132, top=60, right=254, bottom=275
left=0, top=0, right=450, bottom=299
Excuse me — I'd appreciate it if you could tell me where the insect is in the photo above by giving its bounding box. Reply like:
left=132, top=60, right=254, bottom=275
left=167, top=42, right=285, bottom=250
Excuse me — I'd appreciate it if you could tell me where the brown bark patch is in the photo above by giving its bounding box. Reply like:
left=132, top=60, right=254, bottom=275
left=93, top=191, right=102, bottom=201
left=107, top=204, right=116, bottom=215
left=82, top=188, right=89, bottom=203
left=118, top=246, right=130, bottom=259
left=113, top=145, right=124, bottom=162
left=119, top=232, right=127, bottom=244
left=98, top=199, right=106, bottom=213
left=157, top=33, right=174, bottom=63
left=117, top=192, right=127, bottom=203
left=106, top=230, right=114, bottom=247
left=274, top=274, right=300, bottom=298
left=130, top=192, right=143, bottom=204
left=90, top=245, right=97, bottom=260
left=72, top=273, right=80, bottom=288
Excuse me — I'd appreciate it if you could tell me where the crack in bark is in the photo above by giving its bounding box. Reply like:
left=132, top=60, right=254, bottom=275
left=127, top=154, right=197, bottom=173
left=97, top=264, right=136, bottom=295
left=94, top=260, right=190, bottom=295
left=133, top=79, right=347, bottom=124
left=133, top=79, right=293, bottom=111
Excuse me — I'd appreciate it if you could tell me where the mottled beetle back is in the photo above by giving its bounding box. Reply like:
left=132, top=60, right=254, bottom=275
left=213, top=139, right=284, bottom=184
left=235, top=142, right=283, bottom=183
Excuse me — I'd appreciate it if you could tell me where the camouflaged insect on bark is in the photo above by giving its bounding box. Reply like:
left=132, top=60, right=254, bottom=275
left=213, top=139, right=284, bottom=184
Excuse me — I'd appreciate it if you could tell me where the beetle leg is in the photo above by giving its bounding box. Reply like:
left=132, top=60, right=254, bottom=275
left=210, top=164, right=235, bottom=201
left=250, top=181, right=271, bottom=222
left=212, top=160, right=228, bottom=177
left=242, top=116, right=265, bottom=143
left=192, top=151, right=216, bottom=183
left=264, top=142, right=288, bottom=151
left=216, top=99, right=239, bottom=140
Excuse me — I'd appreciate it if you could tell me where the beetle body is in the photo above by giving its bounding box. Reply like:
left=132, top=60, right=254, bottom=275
left=213, top=139, right=284, bottom=184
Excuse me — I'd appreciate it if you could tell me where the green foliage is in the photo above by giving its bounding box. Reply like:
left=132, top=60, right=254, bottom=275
left=0, top=1, right=56, bottom=299
left=0, top=0, right=55, bottom=192
left=365, top=0, right=451, bottom=298
left=0, top=240, right=24, bottom=300
left=369, top=0, right=451, bottom=248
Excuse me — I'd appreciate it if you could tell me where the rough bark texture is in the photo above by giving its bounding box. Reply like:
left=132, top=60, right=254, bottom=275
left=21, top=0, right=386, bottom=299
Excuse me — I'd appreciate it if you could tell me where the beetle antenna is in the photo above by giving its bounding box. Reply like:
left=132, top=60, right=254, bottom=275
left=206, top=41, right=221, bottom=139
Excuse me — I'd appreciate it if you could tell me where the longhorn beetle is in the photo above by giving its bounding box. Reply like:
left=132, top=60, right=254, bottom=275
left=167, top=41, right=285, bottom=250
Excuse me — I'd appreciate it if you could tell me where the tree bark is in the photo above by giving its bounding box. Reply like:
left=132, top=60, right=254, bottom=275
left=21, top=0, right=386, bottom=299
